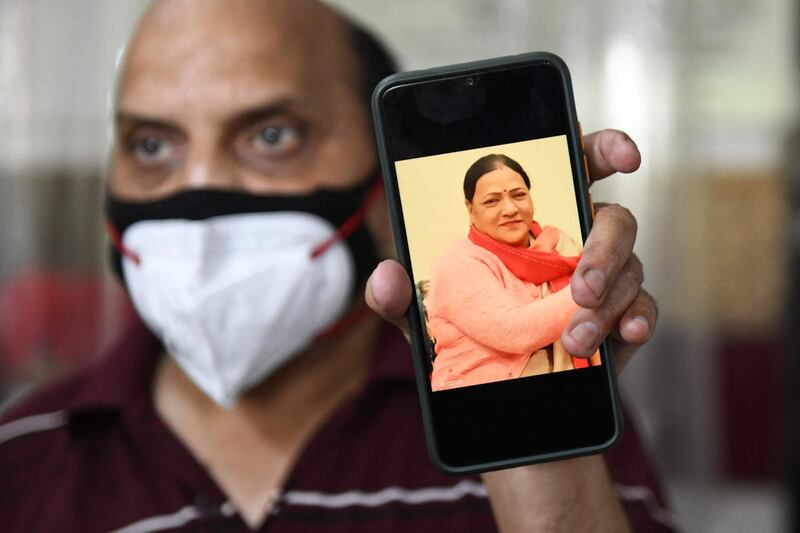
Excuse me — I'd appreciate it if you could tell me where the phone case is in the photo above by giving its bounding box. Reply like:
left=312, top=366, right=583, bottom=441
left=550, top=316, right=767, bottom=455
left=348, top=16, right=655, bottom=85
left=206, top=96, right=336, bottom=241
left=371, top=52, right=622, bottom=474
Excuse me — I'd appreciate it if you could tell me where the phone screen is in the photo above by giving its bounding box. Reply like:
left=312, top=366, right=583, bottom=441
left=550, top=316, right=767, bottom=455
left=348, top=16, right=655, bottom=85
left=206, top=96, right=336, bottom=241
left=376, top=57, right=619, bottom=471
left=397, top=134, right=602, bottom=392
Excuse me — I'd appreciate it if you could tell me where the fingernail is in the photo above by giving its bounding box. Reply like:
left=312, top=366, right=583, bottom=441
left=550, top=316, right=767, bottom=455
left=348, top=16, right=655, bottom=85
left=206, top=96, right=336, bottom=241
left=569, top=322, right=599, bottom=351
left=582, top=269, right=606, bottom=299
left=629, top=316, right=649, bottom=335
left=367, top=277, right=384, bottom=308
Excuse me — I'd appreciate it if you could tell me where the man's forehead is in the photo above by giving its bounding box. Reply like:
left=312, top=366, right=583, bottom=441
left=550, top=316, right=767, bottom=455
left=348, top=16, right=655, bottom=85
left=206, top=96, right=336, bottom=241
left=118, top=0, right=356, bottom=117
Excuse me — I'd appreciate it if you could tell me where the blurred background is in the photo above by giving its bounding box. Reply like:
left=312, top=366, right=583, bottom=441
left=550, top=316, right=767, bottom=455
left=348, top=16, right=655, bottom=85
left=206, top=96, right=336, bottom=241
left=0, top=0, right=796, bottom=531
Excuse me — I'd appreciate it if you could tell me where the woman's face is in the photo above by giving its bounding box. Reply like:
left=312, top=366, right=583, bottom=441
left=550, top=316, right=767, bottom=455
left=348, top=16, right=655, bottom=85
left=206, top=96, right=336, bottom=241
left=466, top=165, right=533, bottom=248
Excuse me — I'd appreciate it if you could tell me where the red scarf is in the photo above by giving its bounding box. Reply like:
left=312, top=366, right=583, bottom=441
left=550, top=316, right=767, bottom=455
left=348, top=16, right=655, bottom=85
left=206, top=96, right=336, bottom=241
left=468, top=221, right=589, bottom=369
left=468, top=221, right=579, bottom=290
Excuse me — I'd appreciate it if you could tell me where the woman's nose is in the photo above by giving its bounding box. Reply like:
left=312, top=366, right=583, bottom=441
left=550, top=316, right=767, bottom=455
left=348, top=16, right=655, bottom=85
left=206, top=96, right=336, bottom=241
left=500, top=197, right=518, bottom=216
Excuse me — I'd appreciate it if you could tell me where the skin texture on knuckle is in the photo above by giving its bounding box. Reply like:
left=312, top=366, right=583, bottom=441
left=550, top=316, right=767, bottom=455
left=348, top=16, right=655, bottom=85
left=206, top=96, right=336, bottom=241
left=586, top=241, right=625, bottom=274
left=619, top=264, right=644, bottom=302
left=600, top=203, right=638, bottom=236
left=598, top=269, right=642, bottom=328
left=627, top=256, right=645, bottom=287
left=638, top=289, right=659, bottom=323
left=598, top=297, right=625, bottom=330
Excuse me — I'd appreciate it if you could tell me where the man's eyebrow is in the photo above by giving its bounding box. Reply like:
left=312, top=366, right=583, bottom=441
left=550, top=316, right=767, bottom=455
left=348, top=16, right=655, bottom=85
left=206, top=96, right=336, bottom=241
left=225, top=97, right=303, bottom=130
left=115, top=111, right=179, bottom=132
left=237, top=98, right=298, bottom=120
left=114, top=97, right=303, bottom=132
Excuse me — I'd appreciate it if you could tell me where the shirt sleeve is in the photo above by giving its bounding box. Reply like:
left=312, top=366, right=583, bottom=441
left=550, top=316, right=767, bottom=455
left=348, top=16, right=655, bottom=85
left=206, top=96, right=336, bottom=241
left=431, top=247, right=579, bottom=355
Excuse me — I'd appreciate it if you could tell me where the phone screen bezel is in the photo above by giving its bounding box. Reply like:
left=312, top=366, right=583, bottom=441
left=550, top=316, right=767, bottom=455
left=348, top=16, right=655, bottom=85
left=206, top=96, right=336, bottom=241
left=372, top=53, right=622, bottom=474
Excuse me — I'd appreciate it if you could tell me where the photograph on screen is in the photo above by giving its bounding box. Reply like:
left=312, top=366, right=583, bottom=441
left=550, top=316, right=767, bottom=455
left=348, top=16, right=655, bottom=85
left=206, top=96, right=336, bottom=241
left=394, top=135, right=601, bottom=392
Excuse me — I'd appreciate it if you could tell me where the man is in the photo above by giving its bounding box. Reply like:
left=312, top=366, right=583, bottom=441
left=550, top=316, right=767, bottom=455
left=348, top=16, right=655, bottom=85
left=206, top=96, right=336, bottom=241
left=0, top=1, right=673, bottom=531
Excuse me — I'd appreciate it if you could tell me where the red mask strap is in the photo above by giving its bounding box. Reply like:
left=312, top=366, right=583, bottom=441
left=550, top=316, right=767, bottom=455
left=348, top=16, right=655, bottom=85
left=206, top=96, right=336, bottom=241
left=106, top=220, right=141, bottom=266
left=310, top=178, right=384, bottom=259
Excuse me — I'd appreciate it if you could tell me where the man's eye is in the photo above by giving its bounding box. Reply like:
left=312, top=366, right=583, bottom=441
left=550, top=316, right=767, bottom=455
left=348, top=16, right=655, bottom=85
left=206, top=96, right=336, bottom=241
left=130, top=135, right=174, bottom=166
left=251, top=125, right=301, bottom=156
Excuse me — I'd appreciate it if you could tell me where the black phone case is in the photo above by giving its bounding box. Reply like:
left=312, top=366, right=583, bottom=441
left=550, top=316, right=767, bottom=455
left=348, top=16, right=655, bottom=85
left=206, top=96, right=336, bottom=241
left=371, top=51, right=622, bottom=474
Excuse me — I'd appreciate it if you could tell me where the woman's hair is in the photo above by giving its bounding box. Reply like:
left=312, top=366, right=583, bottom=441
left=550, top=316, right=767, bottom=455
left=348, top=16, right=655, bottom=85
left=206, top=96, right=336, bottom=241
left=463, top=154, right=530, bottom=201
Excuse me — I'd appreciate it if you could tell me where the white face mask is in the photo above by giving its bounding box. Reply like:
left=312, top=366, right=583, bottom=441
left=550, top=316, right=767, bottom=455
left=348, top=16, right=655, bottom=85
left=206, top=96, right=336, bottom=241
left=120, top=211, right=355, bottom=408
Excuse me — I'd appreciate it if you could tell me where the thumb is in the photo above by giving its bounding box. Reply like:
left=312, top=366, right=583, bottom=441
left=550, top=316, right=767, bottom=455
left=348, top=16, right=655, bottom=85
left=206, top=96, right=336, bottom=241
left=365, top=260, right=412, bottom=339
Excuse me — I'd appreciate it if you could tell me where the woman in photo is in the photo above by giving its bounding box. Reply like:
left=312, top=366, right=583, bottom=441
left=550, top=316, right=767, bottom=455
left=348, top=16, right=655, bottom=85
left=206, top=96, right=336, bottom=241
left=427, top=153, right=600, bottom=391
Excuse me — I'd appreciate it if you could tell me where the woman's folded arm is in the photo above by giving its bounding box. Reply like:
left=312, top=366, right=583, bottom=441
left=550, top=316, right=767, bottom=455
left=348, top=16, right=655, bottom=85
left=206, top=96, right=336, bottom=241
left=432, top=252, right=579, bottom=355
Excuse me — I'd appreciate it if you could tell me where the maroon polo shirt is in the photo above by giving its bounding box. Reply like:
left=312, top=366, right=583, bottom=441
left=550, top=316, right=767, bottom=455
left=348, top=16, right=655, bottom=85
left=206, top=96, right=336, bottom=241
left=0, top=320, right=679, bottom=532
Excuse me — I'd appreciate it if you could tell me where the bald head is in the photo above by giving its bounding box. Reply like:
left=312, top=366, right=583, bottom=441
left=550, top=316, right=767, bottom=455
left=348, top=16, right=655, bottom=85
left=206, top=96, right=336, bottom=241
left=121, top=0, right=358, bottom=104
left=110, top=0, right=394, bottom=200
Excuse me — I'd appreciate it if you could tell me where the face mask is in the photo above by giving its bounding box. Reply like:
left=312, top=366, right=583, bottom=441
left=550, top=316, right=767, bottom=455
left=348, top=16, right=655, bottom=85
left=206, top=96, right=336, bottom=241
left=105, top=178, right=382, bottom=408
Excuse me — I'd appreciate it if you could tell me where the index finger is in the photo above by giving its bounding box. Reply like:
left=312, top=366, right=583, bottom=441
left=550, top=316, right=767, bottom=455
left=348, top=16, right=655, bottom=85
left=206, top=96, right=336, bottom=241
left=583, top=129, right=641, bottom=182
left=570, top=203, right=638, bottom=308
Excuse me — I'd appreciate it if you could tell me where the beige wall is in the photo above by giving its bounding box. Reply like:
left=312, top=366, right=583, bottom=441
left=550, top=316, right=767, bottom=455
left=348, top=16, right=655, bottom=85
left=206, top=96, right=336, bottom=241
left=394, top=134, right=582, bottom=283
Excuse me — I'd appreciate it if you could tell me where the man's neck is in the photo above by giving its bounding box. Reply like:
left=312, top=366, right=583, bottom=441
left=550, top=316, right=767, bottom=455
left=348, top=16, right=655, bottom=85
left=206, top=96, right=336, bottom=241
left=152, top=305, right=383, bottom=527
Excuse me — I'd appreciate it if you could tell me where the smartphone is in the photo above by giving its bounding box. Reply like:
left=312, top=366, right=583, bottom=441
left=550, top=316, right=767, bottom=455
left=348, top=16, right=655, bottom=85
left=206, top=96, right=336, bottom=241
left=372, top=52, right=621, bottom=474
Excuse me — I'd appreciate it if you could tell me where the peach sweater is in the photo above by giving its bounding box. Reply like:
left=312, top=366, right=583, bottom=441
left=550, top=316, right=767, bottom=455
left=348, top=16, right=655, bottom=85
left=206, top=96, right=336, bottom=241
left=427, top=232, right=581, bottom=391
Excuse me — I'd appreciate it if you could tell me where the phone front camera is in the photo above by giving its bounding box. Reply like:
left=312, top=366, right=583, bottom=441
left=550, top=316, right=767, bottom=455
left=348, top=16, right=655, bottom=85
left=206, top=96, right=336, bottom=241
left=465, top=77, right=475, bottom=87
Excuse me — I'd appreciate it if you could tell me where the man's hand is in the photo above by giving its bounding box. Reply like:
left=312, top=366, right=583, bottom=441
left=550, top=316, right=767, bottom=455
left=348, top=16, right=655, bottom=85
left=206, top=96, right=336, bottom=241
left=365, top=129, right=657, bottom=374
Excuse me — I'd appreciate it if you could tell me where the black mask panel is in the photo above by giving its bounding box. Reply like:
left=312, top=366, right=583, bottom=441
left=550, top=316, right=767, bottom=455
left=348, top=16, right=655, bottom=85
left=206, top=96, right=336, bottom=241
left=105, top=175, right=382, bottom=288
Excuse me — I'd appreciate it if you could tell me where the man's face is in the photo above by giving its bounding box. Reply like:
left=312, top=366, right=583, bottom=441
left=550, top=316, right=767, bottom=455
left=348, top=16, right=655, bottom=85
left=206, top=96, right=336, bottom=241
left=110, top=0, right=377, bottom=201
